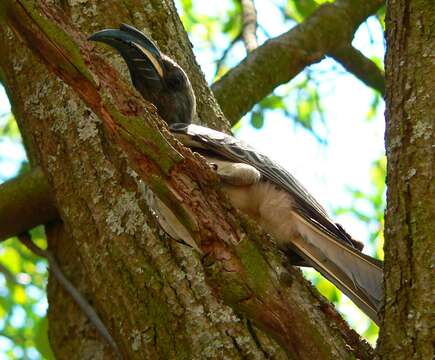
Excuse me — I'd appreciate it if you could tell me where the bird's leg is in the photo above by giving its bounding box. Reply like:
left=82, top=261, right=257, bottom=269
left=204, top=156, right=261, bottom=186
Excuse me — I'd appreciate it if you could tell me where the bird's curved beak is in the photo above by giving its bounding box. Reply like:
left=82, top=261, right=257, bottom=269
left=89, top=24, right=164, bottom=78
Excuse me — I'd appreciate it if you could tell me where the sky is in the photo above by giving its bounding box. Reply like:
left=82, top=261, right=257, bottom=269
left=0, top=1, right=386, bottom=354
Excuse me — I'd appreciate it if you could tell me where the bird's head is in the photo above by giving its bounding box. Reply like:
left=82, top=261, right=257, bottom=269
left=89, top=24, right=195, bottom=125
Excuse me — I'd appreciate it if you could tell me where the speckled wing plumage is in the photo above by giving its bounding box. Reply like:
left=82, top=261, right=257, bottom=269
left=171, top=123, right=355, bottom=247
left=170, top=123, right=383, bottom=324
left=89, top=22, right=383, bottom=324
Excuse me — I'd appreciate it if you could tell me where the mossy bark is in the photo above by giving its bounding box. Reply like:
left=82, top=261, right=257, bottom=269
left=379, top=1, right=434, bottom=359
left=0, top=167, right=58, bottom=240
left=1, top=0, right=375, bottom=358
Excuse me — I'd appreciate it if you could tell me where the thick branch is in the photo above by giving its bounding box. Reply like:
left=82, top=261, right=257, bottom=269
left=0, top=1, right=375, bottom=358
left=0, top=167, right=58, bottom=241
left=0, top=0, right=385, bottom=240
left=379, top=1, right=434, bottom=358
left=212, top=0, right=385, bottom=124
left=329, top=45, right=385, bottom=95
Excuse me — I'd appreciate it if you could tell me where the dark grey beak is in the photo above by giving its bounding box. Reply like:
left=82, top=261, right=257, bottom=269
left=90, top=24, right=196, bottom=125
left=89, top=24, right=164, bottom=79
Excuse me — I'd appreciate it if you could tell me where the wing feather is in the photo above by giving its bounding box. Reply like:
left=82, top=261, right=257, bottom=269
left=170, top=123, right=356, bottom=249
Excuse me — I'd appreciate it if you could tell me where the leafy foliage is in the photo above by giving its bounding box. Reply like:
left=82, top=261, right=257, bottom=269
left=249, top=76, right=327, bottom=143
left=179, top=0, right=384, bottom=142
left=285, top=0, right=333, bottom=23
left=0, top=112, right=50, bottom=359
left=0, top=228, right=52, bottom=359
left=0, top=0, right=386, bottom=356
left=0, top=113, right=20, bottom=140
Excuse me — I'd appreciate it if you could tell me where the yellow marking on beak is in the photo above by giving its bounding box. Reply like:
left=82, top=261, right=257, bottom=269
left=132, top=43, right=164, bottom=78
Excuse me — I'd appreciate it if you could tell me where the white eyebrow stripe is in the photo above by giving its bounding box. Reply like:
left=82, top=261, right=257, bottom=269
left=131, top=43, right=164, bottom=78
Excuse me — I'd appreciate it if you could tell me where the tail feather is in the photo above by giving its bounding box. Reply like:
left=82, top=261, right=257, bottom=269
left=293, top=214, right=383, bottom=324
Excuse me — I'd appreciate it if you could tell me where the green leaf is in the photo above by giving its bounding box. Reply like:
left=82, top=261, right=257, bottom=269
left=12, top=287, right=27, bottom=305
left=316, top=276, right=340, bottom=303
left=376, top=6, right=386, bottom=30
left=0, top=235, right=49, bottom=358
left=34, top=317, right=55, bottom=360
left=259, top=95, right=286, bottom=110
left=293, top=0, right=318, bottom=19
left=0, top=247, right=21, bottom=274
left=250, top=110, right=264, bottom=129
left=286, top=0, right=332, bottom=22
left=296, top=99, right=312, bottom=126
left=333, top=157, right=386, bottom=261
left=0, top=113, right=21, bottom=139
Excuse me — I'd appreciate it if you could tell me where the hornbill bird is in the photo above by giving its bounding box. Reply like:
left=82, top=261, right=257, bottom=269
left=89, top=24, right=383, bottom=324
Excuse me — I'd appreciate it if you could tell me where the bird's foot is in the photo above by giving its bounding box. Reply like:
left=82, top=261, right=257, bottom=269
left=206, top=157, right=261, bottom=186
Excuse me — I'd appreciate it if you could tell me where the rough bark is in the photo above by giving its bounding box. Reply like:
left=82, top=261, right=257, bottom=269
left=0, top=0, right=386, bottom=241
left=0, top=0, right=375, bottom=359
left=378, top=0, right=434, bottom=359
left=0, top=167, right=58, bottom=240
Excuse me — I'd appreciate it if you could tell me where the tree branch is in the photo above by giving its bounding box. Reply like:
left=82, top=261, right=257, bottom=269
left=0, top=0, right=385, bottom=242
left=239, top=0, right=258, bottom=52
left=0, top=1, right=375, bottom=357
left=329, top=44, right=385, bottom=95
left=212, top=0, right=385, bottom=124
left=214, top=33, right=242, bottom=78
left=0, top=167, right=58, bottom=241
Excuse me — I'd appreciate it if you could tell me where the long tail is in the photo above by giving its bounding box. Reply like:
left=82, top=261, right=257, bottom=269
left=292, top=214, right=383, bottom=324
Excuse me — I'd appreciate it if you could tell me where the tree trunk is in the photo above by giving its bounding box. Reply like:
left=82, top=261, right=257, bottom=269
left=379, top=1, right=434, bottom=359
left=0, top=0, right=376, bottom=358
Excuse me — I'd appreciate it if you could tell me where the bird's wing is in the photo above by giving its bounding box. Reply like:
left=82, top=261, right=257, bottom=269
left=170, top=123, right=383, bottom=324
left=170, top=123, right=362, bottom=250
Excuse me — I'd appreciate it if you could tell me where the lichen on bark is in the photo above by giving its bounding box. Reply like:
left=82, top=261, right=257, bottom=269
left=0, top=0, right=378, bottom=358
left=379, top=1, right=434, bottom=359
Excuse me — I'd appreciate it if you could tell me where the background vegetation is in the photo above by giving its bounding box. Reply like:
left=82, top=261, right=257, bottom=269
left=0, top=0, right=385, bottom=357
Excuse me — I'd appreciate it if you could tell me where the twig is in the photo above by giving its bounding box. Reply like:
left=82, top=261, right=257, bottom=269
left=214, top=33, right=242, bottom=78
left=18, top=232, right=122, bottom=358
left=212, top=0, right=385, bottom=124
left=0, top=0, right=386, bottom=242
left=329, top=44, right=385, bottom=96
left=0, top=262, right=18, bottom=285
left=239, top=0, right=258, bottom=52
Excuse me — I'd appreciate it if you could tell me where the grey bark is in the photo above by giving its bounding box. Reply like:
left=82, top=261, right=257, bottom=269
left=378, top=0, right=434, bottom=359
left=0, top=0, right=378, bottom=358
